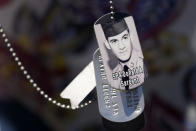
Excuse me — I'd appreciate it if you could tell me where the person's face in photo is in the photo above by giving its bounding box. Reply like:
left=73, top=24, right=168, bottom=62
left=108, top=29, right=132, bottom=62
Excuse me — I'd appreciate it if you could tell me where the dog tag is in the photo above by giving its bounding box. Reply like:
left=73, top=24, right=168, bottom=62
left=94, top=12, right=145, bottom=91
left=93, top=49, right=144, bottom=122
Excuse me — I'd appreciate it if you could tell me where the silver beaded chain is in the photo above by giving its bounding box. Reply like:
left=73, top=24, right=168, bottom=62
left=0, top=24, right=93, bottom=110
left=109, top=0, right=115, bottom=19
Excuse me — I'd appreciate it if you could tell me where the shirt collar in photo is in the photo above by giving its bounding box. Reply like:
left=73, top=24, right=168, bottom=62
left=119, top=49, right=139, bottom=69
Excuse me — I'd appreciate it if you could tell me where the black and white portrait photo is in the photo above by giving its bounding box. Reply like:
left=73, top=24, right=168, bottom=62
left=94, top=12, right=145, bottom=90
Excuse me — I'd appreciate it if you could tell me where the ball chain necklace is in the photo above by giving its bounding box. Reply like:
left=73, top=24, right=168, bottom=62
left=0, top=0, right=115, bottom=110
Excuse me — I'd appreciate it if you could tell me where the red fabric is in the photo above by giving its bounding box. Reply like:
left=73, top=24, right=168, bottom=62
left=0, top=0, right=12, bottom=7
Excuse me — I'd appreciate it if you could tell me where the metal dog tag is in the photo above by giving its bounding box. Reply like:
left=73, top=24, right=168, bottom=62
left=93, top=49, right=144, bottom=122
left=94, top=12, right=145, bottom=91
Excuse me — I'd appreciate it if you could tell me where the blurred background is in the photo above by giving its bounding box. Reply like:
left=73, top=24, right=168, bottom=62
left=0, top=0, right=196, bottom=130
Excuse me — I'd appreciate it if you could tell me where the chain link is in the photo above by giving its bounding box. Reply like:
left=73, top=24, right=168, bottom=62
left=0, top=24, right=93, bottom=110
left=109, top=0, right=115, bottom=19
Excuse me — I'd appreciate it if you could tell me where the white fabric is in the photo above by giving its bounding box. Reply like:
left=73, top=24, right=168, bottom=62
left=60, top=61, right=96, bottom=108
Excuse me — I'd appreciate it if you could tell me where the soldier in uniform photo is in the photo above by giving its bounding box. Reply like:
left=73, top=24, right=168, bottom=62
left=101, top=17, right=145, bottom=90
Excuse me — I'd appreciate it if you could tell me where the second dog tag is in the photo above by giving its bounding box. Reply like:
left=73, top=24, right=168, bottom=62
left=93, top=49, right=144, bottom=122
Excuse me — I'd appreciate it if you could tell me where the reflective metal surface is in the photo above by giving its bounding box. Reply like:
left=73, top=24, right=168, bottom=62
left=93, top=49, right=144, bottom=122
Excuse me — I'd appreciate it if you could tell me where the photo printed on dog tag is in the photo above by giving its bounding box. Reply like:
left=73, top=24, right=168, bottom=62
left=94, top=12, right=145, bottom=91
left=93, top=49, right=144, bottom=122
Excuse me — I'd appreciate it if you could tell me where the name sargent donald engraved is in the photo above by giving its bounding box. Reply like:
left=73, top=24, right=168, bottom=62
left=99, top=56, right=119, bottom=116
